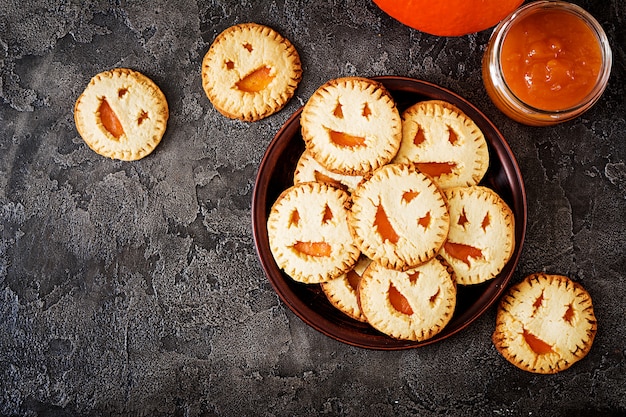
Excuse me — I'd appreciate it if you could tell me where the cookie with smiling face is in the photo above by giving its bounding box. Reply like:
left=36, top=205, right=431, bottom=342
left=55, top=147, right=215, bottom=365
left=74, top=68, right=169, bottom=161
left=393, top=100, right=489, bottom=189
left=439, top=185, right=515, bottom=285
left=493, top=273, right=597, bottom=374
left=300, top=77, right=402, bottom=176
left=267, top=181, right=360, bottom=284
left=202, top=23, right=302, bottom=121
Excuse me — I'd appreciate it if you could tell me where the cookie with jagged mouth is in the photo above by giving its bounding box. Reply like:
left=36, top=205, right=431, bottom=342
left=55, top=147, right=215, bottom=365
left=493, top=273, right=597, bottom=374
left=393, top=99, right=489, bottom=189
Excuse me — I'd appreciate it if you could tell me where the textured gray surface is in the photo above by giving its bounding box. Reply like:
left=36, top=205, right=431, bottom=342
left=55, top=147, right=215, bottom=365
left=1, top=1, right=625, bottom=416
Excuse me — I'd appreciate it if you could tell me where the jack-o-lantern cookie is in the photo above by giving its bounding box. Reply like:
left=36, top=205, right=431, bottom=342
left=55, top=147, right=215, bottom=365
left=493, top=273, right=597, bottom=374
left=267, top=182, right=360, bottom=284
left=393, top=100, right=489, bottom=189
left=300, top=77, right=402, bottom=176
left=202, top=23, right=302, bottom=121
left=349, top=163, right=449, bottom=271
left=74, top=68, right=169, bottom=161
left=358, top=257, right=456, bottom=341
left=293, top=148, right=364, bottom=193
left=439, top=186, right=515, bottom=285
left=320, top=255, right=372, bottom=322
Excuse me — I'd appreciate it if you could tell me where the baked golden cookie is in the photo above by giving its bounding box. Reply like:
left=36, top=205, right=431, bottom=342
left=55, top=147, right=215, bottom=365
left=293, top=148, right=363, bottom=193
left=267, top=182, right=360, bottom=284
left=74, top=68, right=169, bottom=161
left=202, top=23, right=302, bottom=121
left=439, top=186, right=515, bottom=285
left=393, top=100, right=489, bottom=189
left=349, top=163, right=449, bottom=271
left=358, top=257, right=456, bottom=341
left=493, top=273, right=597, bottom=374
left=320, top=256, right=371, bottom=322
left=300, top=77, right=402, bottom=176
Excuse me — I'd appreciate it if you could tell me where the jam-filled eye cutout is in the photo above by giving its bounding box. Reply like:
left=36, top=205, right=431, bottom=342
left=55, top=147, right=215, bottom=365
left=333, top=102, right=344, bottom=118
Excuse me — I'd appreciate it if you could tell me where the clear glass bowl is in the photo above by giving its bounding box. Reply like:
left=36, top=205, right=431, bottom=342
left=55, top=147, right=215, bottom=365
left=482, top=1, right=612, bottom=126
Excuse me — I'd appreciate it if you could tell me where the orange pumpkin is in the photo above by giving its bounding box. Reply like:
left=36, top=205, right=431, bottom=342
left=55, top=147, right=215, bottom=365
left=372, top=0, right=523, bottom=37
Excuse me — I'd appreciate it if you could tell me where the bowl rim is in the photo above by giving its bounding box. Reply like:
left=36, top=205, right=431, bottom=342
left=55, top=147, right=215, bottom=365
left=252, top=76, right=527, bottom=350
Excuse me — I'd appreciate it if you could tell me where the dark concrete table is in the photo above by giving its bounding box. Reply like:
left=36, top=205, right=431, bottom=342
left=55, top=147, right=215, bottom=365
left=1, top=1, right=624, bottom=416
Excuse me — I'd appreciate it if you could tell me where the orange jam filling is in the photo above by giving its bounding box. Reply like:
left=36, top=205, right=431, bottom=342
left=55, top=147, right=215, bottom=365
left=417, top=211, right=431, bottom=229
left=444, top=241, right=482, bottom=267
left=346, top=269, right=361, bottom=291
left=98, top=98, right=124, bottom=139
left=293, top=241, right=332, bottom=257
left=415, top=162, right=456, bottom=178
left=235, top=66, right=274, bottom=92
left=374, top=204, right=399, bottom=244
left=500, top=8, right=602, bottom=111
left=563, top=303, right=575, bottom=324
left=402, top=190, right=419, bottom=204
left=481, top=212, right=491, bottom=231
left=289, top=209, right=300, bottom=227
left=313, top=171, right=345, bottom=190
left=447, top=128, right=459, bottom=145
left=523, top=329, right=554, bottom=355
left=329, top=130, right=366, bottom=147
left=389, top=283, right=413, bottom=315
left=322, top=204, right=333, bottom=223
left=413, top=128, right=426, bottom=146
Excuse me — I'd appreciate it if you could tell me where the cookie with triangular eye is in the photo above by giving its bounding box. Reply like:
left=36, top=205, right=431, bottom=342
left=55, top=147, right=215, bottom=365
left=293, top=148, right=364, bottom=193
left=267, top=182, right=360, bottom=284
left=358, top=257, right=456, bottom=341
left=392, top=100, right=489, bottom=189
left=300, top=77, right=402, bottom=176
left=439, top=185, right=515, bottom=285
left=321, top=255, right=372, bottom=322
left=74, top=68, right=169, bottom=161
left=493, top=273, right=597, bottom=374
left=202, top=23, right=302, bottom=121
left=349, top=163, right=450, bottom=271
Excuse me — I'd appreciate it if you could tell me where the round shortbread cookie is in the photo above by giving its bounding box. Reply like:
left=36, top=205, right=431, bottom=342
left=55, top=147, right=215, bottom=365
left=349, top=163, right=449, bottom=271
left=439, top=186, right=515, bottom=285
left=267, top=182, right=360, bottom=284
left=358, top=257, right=456, bottom=341
left=393, top=100, right=489, bottom=189
left=300, top=77, right=402, bottom=176
left=74, top=68, right=169, bottom=161
left=493, top=273, right=597, bottom=374
left=202, top=23, right=302, bottom=122
left=320, top=256, right=372, bottom=322
left=293, top=148, right=364, bottom=193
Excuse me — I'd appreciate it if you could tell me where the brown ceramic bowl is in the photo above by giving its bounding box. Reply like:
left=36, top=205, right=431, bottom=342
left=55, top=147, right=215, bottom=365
left=252, top=76, right=527, bottom=350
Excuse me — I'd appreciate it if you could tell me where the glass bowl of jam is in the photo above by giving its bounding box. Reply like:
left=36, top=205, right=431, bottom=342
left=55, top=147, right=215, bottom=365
left=482, top=1, right=612, bottom=126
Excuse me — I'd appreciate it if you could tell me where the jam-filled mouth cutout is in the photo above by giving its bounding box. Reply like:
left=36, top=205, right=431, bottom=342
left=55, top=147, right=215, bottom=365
left=289, top=205, right=335, bottom=257
left=234, top=66, right=275, bottom=93
left=388, top=272, right=442, bottom=316
left=98, top=95, right=151, bottom=140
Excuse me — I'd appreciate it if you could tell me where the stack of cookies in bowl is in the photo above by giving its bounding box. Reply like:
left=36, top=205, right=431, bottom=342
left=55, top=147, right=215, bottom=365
left=267, top=76, right=516, bottom=343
